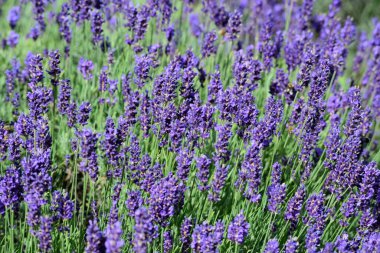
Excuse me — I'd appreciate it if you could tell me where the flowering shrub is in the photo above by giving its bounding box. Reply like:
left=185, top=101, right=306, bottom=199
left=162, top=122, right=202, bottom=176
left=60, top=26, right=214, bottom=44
left=0, top=0, right=380, bottom=252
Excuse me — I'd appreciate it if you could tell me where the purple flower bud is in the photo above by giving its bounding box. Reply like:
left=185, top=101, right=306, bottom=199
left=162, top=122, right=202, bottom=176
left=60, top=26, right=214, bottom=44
left=78, top=128, right=99, bottom=181
left=0, top=166, right=22, bottom=209
left=208, top=163, right=228, bottom=202
left=202, top=31, right=218, bottom=58
left=189, top=13, right=202, bottom=38
left=196, top=155, right=212, bottom=191
left=227, top=211, right=250, bottom=244
left=236, top=141, right=262, bottom=203
left=27, top=87, right=53, bottom=118
left=125, top=190, right=143, bottom=217
left=91, top=10, right=104, bottom=45
left=264, top=238, right=279, bottom=253
left=85, top=219, right=106, bottom=253
left=77, top=101, right=92, bottom=126
left=133, top=207, right=158, bottom=253
left=191, top=220, right=224, bottom=252
left=225, top=10, right=242, bottom=41
left=285, top=237, right=299, bottom=253
left=105, top=221, right=124, bottom=253
left=285, top=185, right=305, bottom=226
left=181, top=217, right=193, bottom=251
left=148, top=173, right=185, bottom=225
left=58, top=80, right=72, bottom=115
left=47, top=50, right=61, bottom=86
left=163, top=231, right=173, bottom=253
left=37, top=216, right=53, bottom=252
left=51, top=190, right=74, bottom=221
left=267, top=162, right=286, bottom=213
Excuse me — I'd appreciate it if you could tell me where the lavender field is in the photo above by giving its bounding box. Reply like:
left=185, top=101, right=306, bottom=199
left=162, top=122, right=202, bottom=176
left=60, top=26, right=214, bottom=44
left=0, top=0, right=380, bottom=252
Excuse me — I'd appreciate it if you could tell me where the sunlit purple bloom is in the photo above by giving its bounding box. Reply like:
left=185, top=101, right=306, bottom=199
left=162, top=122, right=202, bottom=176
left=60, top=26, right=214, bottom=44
left=37, top=216, right=53, bottom=252
left=163, top=231, right=173, bottom=253
left=47, top=50, right=61, bottom=86
left=191, top=220, right=224, bottom=253
left=227, top=211, right=250, bottom=244
left=196, top=155, right=211, bottom=191
left=285, top=237, right=299, bottom=253
left=264, top=239, right=280, bottom=253
left=91, top=10, right=104, bottom=45
left=77, top=102, right=92, bottom=126
left=0, top=166, right=22, bottom=209
left=132, top=207, right=158, bottom=253
left=202, top=31, right=218, bottom=58
left=105, top=221, right=124, bottom=253
left=85, top=219, right=106, bottom=253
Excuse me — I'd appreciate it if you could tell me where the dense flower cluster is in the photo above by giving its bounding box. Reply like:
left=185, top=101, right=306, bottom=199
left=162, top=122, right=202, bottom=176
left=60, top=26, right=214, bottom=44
left=0, top=0, right=380, bottom=252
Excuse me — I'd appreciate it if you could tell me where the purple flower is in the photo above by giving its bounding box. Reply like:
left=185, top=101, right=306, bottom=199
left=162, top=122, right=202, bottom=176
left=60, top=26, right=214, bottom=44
left=233, top=50, right=262, bottom=92
left=196, top=155, right=212, bottom=191
left=360, top=232, right=380, bottom=252
left=132, top=207, right=158, bottom=253
left=105, top=221, right=124, bottom=253
left=208, top=163, right=228, bottom=202
left=125, top=190, right=143, bottom=217
left=214, top=123, right=232, bottom=163
left=78, top=128, right=99, bottom=181
left=91, top=10, right=104, bottom=45
left=163, top=231, right=173, bottom=253
left=50, top=190, right=74, bottom=221
left=305, top=225, right=322, bottom=253
left=77, top=102, right=92, bottom=126
left=102, top=118, right=121, bottom=167
left=78, top=58, right=94, bottom=80
left=225, top=10, right=242, bottom=41
left=252, top=96, right=283, bottom=148
left=27, top=87, right=53, bottom=118
left=134, top=55, right=153, bottom=88
left=37, top=216, right=53, bottom=252
left=227, top=211, right=250, bottom=244
left=189, top=13, right=202, bottom=38
left=236, top=141, right=262, bottom=203
left=28, top=54, right=44, bottom=87
left=305, top=193, right=326, bottom=231
left=58, top=80, right=72, bottom=115
left=0, top=166, right=22, bottom=209
left=47, top=50, right=61, bottom=86
left=203, top=2, right=229, bottom=28
left=191, top=220, right=224, bottom=253
left=31, top=0, right=46, bottom=33
left=148, top=173, right=185, bottom=225
left=181, top=217, right=193, bottom=251
left=285, top=237, right=299, bottom=253
left=267, top=162, right=286, bottom=213
left=357, top=162, right=380, bottom=210
left=285, top=185, right=305, bottom=227
left=85, top=219, right=106, bottom=253
left=202, top=31, right=218, bottom=58
left=208, top=67, right=223, bottom=104
left=134, top=5, right=150, bottom=42
left=264, top=239, right=279, bottom=253
left=8, top=6, right=21, bottom=29
left=56, top=3, right=72, bottom=46
left=270, top=69, right=289, bottom=96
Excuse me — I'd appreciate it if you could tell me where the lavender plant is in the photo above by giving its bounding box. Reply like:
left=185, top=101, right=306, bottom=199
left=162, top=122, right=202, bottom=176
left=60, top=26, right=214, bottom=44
left=0, top=0, right=380, bottom=252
